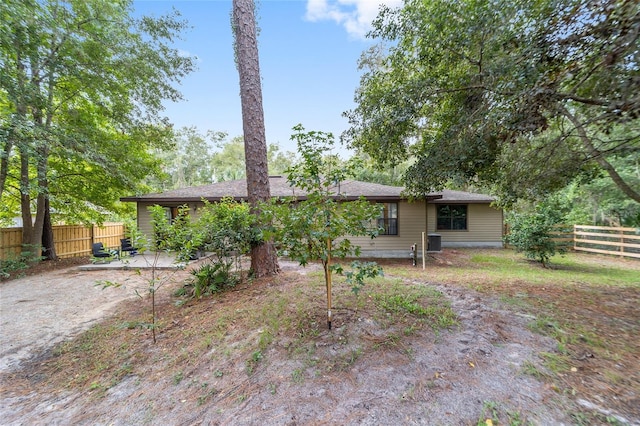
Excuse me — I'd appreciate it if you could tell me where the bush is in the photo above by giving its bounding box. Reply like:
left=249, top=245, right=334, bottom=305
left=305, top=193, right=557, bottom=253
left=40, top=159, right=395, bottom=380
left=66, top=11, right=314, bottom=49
left=0, top=246, right=43, bottom=280
left=1, top=254, right=29, bottom=279
left=148, top=199, right=257, bottom=264
left=505, top=199, right=568, bottom=267
left=149, top=200, right=257, bottom=301
left=180, top=261, right=238, bottom=299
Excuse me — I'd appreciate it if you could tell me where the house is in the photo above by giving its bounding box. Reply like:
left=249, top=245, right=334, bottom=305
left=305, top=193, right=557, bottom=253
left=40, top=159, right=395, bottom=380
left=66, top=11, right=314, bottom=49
left=120, top=176, right=503, bottom=258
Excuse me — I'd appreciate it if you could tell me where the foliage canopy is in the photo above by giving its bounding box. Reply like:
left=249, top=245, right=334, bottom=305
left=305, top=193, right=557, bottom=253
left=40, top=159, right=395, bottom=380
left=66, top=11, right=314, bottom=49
left=344, top=0, right=640, bottom=206
left=0, top=0, right=195, bottom=257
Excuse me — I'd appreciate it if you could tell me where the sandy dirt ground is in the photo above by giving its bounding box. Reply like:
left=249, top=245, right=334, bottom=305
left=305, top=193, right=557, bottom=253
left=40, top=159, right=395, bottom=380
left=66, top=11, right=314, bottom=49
left=0, top=259, right=585, bottom=425
left=0, top=268, right=147, bottom=372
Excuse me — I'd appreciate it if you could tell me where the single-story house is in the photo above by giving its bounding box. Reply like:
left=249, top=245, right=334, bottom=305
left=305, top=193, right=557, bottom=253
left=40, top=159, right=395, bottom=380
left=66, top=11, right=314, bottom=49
left=120, top=176, right=503, bottom=258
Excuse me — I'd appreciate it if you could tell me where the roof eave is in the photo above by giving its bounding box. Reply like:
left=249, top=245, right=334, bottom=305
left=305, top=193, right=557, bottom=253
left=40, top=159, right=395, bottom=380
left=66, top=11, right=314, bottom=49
left=430, top=199, right=494, bottom=204
left=120, top=195, right=408, bottom=203
left=119, top=196, right=236, bottom=203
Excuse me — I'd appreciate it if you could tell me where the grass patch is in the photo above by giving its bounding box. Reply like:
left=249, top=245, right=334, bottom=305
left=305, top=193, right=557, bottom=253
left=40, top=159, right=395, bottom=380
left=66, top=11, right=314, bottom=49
left=385, top=249, right=640, bottom=290
left=476, top=400, right=529, bottom=426
left=371, top=281, right=457, bottom=330
left=539, top=352, right=573, bottom=375
left=50, top=323, right=140, bottom=391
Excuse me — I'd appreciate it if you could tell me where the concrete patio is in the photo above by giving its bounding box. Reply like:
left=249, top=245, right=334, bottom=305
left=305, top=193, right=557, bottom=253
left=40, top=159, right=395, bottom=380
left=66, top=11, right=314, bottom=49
left=78, top=251, right=203, bottom=270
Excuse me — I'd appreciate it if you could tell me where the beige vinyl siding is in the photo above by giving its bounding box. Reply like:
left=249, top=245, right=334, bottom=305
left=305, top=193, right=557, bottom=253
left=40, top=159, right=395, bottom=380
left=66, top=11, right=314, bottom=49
left=137, top=202, right=154, bottom=238
left=136, top=202, right=201, bottom=240
left=134, top=199, right=502, bottom=255
left=428, top=203, right=503, bottom=244
left=350, top=201, right=427, bottom=254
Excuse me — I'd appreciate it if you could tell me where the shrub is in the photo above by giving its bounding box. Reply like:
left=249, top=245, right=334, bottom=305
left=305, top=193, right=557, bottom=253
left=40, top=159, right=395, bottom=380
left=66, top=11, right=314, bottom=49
left=0, top=246, right=43, bottom=280
left=1, top=253, right=29, bottom=279
left=505, top=200, right=567, bottom=267
left=148, top=204, right=203, bottom=261
left=181, top=261, right=238, bottom=299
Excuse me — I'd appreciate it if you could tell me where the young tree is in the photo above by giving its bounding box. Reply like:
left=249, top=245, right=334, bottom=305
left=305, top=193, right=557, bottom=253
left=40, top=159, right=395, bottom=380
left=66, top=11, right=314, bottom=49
left=0, top=0, right=194, bottom=258
left=232, top=0, right=279, bottom=277
left=264, top=125, right=383, bottom=329
left=505, top=196, right=571, bottom=268
left=344, top=0, right=640, bottom=206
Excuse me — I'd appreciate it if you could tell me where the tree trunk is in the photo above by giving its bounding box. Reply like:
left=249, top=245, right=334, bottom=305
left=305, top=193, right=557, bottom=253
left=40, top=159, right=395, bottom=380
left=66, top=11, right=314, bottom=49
left=19, top=145, right=34, bottom=247
left=39, top=71, right=57, bottom=260
left=0, top=140, right=12, bottom=200
left=232, top=0, right=279, bottom=277
left=42, top=197, right=57, bottom=260
left=31, top=192, right=46, bottom=258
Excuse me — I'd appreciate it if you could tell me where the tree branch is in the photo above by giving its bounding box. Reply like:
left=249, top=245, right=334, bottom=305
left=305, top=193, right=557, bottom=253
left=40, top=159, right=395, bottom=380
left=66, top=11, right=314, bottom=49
left=559, top=105, right=640, bottom=203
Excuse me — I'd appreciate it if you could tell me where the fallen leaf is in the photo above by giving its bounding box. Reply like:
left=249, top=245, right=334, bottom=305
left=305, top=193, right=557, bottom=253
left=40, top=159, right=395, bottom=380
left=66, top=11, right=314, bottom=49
left=469, top=362, right=475, bottom=368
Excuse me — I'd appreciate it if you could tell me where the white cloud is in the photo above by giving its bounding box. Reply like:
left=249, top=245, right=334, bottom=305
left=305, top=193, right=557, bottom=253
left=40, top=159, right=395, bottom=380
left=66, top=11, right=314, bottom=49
left=305, top=0, right=403, bottom=40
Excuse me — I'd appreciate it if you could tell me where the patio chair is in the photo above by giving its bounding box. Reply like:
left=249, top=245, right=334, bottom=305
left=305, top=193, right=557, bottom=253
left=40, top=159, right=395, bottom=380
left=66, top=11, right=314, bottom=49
left=120, top=238, right=138, bottom=257
left=92, top=242, right=115, bottom=263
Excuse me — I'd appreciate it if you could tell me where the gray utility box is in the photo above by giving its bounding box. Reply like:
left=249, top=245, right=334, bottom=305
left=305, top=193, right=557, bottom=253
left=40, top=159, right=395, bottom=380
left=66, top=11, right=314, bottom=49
left=427, top=233, right=442, bottom=252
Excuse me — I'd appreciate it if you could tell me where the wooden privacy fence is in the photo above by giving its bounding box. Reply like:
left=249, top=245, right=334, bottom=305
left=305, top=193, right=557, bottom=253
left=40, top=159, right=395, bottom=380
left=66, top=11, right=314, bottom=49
left=0, top=223, right=125, bottom=260
left=574, top=225, right=640, bottom=259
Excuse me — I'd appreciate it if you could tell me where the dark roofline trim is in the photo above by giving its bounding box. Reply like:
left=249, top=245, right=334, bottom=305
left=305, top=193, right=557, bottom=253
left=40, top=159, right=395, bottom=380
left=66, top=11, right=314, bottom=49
left=119, top=179, right=495, bottom=204
left=430, top=199, right=494, bottom=204
left=121, top=194, right=499, bottom=204
left=120, top=195, right=496, bottom=204
left=120, top=195, right=409, bottom=204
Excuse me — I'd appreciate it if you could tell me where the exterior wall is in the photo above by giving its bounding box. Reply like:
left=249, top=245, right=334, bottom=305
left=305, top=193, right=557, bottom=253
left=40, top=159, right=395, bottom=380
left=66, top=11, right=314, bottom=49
left=350, top=201, right=427, bottom=257
left=136, top=201, right=201, bottom=241
left=350, top=201, right=503, bottom=257
left=135, top=199, right=503, bottom=257
left=427, top=203, right=503, bottom=248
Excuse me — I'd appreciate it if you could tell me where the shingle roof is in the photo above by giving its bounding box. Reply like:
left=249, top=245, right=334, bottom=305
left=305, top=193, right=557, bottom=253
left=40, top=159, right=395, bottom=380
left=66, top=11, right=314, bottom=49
left=430, top=189, right=495, bottom=204
left=120, top=176, right=494, bottom=203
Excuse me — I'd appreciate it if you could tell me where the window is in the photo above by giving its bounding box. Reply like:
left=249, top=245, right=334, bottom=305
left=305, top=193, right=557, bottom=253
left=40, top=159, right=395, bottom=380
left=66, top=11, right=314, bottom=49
left=162, top=207, right=174, bottom=221
left=377, top=202, right=398, bottom=235
left=437, top=205, right=467, bottom=230
left=162, top=206, right=180, bottom=222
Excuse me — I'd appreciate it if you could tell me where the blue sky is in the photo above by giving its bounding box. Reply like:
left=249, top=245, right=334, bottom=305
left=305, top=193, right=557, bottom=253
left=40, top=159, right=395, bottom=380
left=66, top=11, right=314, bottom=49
left=133, top=0, right=401, bottom=153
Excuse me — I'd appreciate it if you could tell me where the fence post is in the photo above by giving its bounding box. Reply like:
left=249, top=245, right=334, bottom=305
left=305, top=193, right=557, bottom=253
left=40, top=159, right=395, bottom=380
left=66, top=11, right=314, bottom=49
left=620, top=228, right=624, bottom=257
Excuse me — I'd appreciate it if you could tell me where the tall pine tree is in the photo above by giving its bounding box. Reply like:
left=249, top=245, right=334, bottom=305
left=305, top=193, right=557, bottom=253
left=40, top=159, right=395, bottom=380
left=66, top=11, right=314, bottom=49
left=232, top=0, right=279, bottom=277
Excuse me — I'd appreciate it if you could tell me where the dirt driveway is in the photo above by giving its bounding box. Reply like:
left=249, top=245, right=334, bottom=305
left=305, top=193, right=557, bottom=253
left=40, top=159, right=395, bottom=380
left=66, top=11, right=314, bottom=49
left=0, top=258, right=304, bottom=373
left=0, top=267, right=152, bottom=372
